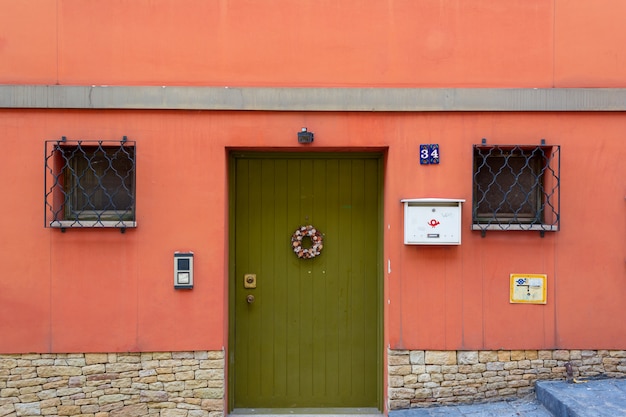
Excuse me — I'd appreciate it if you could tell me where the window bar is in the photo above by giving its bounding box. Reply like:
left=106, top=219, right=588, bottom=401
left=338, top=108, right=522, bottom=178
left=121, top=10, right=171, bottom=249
left=44, top=137, right=136, bottom=231
left=472, top=142, right=560, bottom=236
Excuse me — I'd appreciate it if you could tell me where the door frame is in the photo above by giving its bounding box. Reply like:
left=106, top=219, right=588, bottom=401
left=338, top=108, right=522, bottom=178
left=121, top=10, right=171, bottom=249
left=227, top=151, right=385, bottom=413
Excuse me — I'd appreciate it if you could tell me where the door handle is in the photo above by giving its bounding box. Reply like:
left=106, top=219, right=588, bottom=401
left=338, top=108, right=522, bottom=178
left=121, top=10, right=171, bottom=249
left=246, top=294, right=255, bottom=304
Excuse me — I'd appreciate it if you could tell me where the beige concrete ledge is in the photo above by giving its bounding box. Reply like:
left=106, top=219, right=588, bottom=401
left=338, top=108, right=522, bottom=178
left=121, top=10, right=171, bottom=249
left=1, top=85, right=626, bottom=111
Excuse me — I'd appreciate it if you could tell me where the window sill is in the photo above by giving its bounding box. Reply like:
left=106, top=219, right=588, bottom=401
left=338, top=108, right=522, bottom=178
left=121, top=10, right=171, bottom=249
left=49, top=220, right=137, bottom=228
left=472, top=224, right=558, bottom=232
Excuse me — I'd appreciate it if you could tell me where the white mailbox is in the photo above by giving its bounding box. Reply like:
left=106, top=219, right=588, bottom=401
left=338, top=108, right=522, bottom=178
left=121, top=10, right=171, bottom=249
left=401, top=198, right=465, bottom=245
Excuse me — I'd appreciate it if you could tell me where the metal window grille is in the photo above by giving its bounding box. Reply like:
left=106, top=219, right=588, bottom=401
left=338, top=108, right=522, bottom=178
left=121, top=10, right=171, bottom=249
left=44, top=137, right=136, bottom=229
left=472, top=143, right=560, bottom=235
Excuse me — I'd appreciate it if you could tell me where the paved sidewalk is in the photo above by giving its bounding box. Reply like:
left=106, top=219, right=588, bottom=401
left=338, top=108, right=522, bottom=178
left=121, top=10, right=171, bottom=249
left=389, top=395, right=552, bottom=417
left=389, top=378, right=626, bottom=417
left=536, top=378, right=626, bottom=417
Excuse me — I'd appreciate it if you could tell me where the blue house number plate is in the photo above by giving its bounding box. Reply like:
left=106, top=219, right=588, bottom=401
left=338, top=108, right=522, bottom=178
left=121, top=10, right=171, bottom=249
left=420, top=144, right=440, bottom=164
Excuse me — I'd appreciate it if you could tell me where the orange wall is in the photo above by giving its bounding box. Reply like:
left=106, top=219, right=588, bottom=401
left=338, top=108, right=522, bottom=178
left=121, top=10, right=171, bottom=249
left=0, top=110, right=624, bottom=353
left=1, top=1, right=625, bottom=354
left=1, top=0, right=626, bottom=87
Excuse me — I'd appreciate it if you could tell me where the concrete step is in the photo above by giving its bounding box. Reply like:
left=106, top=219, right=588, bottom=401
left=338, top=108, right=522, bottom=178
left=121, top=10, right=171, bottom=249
left=536, top=378, right=626, bottom=417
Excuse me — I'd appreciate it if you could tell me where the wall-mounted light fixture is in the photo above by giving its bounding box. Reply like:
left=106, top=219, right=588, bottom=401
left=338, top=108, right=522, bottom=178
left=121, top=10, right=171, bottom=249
left=297, top=127, right=314, bottom=144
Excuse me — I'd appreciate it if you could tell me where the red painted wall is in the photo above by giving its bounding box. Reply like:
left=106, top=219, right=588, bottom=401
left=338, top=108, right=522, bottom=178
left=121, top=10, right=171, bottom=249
left=1, top=0, right=625, bottom=87
left=1, top=1, right=625, bottom=354
left=0, top=110, right=624, bottom=353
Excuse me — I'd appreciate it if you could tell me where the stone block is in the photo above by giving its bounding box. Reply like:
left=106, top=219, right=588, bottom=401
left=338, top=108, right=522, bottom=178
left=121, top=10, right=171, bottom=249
left=388, top=365, right=411, bottom=376
left=497, top=351, right=511, bottom=362
left=200, top=399, right=223, bottom=411
left=478, top=351, right=498, bottom=363
left=105, top=363, right=141, bottom=373
left=1, top=388, right=19, bottom=398
left=57, top=405, right=81, bottom=416
left=413, top=388, right=432, bottom=399
left=40, top=406, right=58, bottom=416
left=15, top=402, right=41, bottom=417
left=388, top=400, right=410, bottom=410
left=441, top=365, right=458, bottom=374
left=99, top=394, right=130, bottom=405
left=8, top=378, right=47, bottom=389
left=552, top=349, right=570, bottom=361
left=194, top=370, right=222, bottom=381
left=498, top=388, right=517, bottom=396
left=510, top=350, right=526, bottom=361
left=0, top=360, right=17, bottom=370
left=164, top=381, right=185, bottom=392
left=56, top=387, right=83, bottom=397
left=388, top=355, right=409, bottom=366
left=432, top=387, right=453, bottom=398
left=525, top=351, right=538, bottom=360
left=530, top=359, right=544, bottom=368
left=159, top=360, right=182, bottom=369
left=19, top=393, right=40, bottom=403
left=185, top=380, right=208, bottom=390
left=411, top=365, right=425, bottom=374
left=80, top=404, right=100, bottom=414
left=160, top=408, right=188, bottom=417
left=388, top=375, right=404, bottom=388
left=430, top=373, right=444, bottom=383
left=157, top=374, right=176, bottom=382
left=85, top=354, right=109, bottom=365
left=0, top=403, right=15, bottom=417
left=175, top=371, right=195, bottom=381
left=199, top=360, right=224, bottom=370
left=417, top=374, right=430, bottom=383
left=117, top=355, right=140, bottom=364
left=538, top=350, right=553, bottom=360
left=457, top=351, right=478, bottom=365
left=544, top=360, right=557, bottom=368
left=109, top=404, right=148, bottom=417
left=409, top=351, right=425, bottom=365
left=508, top=379, right=530, bottom=388
left=206, top=352, right=224, bottom=360
left=453, top=386, right=477, bottom=396
left=140, top=390, right=168, bottom=402
left=457, top=365, right=473, bottom=373
left=471, top=364, right=486, bottom=373
left=152, top=353, right=172, bottom=360
left=188, top=411, right=210, bottom=417
left=425, top=351, right=456, bottom=365
left=486, top=362, right=504, bottom=371
left=388, top=388, right=415, bottom=399
left=566, top=350, right=580, bottom=360
left=425, top=365, right=441, bottom=374
left=193, top=388, right=223, bottom=399
left=37, top=366, right=82, bottom=377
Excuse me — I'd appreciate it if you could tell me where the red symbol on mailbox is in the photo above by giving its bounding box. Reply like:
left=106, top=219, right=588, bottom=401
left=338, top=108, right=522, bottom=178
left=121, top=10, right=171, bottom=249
left=428, top=219, right=440, bottom=228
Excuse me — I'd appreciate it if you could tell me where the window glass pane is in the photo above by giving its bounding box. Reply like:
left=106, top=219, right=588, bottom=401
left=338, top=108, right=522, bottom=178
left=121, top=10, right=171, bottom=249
left=65, top=145, right=135, bottom=220
left=474, top=147, right=542, bottom=223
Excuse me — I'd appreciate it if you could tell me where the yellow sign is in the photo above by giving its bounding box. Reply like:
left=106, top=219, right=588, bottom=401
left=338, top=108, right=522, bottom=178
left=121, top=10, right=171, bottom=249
left=510, top=274, right=547, bottom=304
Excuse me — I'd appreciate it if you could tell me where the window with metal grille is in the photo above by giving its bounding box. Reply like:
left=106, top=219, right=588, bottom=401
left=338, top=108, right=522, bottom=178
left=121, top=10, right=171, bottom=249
left=45, top=138, right=136, bottom=229
left=472, top=143, right=560, bottom=235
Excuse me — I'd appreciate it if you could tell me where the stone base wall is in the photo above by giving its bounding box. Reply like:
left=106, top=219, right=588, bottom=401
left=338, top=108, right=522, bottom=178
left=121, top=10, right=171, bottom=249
left=0, top=351, right=224, bottom=417
left=388, top=349, right=626, bottom=410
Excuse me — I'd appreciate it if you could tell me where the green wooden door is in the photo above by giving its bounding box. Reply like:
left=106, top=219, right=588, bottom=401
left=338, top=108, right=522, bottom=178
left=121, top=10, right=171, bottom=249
left=230, top=153, right=381, bottom=411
